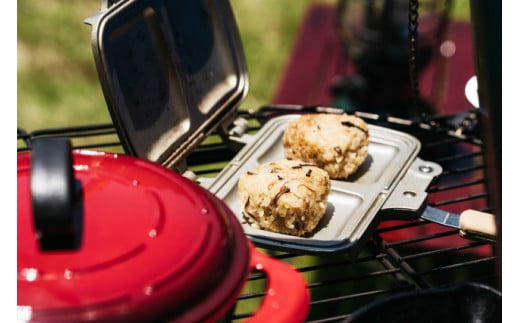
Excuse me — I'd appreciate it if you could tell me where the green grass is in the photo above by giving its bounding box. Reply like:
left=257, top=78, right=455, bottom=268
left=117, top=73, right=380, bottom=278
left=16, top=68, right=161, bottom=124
left=17, top=1, right=110, bottom=131
left=17, top=0, right=334, bottom=132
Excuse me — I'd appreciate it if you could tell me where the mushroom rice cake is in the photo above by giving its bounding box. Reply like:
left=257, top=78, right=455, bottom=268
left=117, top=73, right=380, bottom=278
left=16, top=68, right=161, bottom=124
left=283, top=113, right=369, bottom=179
left=238, top=160, right=331, bottom=237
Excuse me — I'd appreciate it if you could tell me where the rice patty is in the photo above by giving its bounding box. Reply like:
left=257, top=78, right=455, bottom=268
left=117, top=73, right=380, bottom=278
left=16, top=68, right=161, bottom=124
left=283, top=113, right=369, bottom=179
left=238, top=160, right=331, bottom=237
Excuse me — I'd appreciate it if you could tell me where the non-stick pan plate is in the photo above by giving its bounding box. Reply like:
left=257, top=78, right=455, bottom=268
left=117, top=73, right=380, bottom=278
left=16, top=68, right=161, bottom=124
left=204, top=114, right=442, bottom=254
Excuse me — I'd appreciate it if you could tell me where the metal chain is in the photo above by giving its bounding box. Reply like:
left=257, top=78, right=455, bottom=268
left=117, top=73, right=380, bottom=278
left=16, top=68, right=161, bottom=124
left=408, top=0, right=423, bottom=118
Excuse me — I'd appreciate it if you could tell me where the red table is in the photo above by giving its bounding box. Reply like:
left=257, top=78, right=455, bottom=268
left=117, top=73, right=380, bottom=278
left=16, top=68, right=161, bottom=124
left=271, top=3, right=476, bottom=116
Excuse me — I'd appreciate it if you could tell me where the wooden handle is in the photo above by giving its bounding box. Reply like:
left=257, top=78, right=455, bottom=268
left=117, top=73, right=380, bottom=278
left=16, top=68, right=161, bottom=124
left=459, top=209, right=497, bottom=241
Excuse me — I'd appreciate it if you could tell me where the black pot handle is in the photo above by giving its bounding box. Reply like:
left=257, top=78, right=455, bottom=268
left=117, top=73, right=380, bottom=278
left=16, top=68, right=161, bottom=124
left=30, top=137, right=83, bottom=251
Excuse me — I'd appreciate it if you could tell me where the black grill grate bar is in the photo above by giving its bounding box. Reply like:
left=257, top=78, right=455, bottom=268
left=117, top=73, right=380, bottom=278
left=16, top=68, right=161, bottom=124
left=414, top=256, right=498, bottom=276
left=437, top=164, right=486, bottom=178
left=271, top=252, right=386, bottom=270
left=306, top=268, right=403, bottom=289
left=384, top=229, right=460, bottom=248
left=72, top=142, right=125, bottom=150
left=310, top=286, right=414, bottom=306
left=306, top=314, right=350, bottom=323
left=429, top=177, right=487, bottom=192
left=235, top=290, right=267, bottom=301
left=297, top=255, right=386, bottom=274
left=187, top=144, right=237, bottom=166
left=376, top=219, right=430, bottom=233
left=365, top=239, right=412, bottom=283
left=191, top=167, right=229, bottom=177
left=429, top=192, right=489, bottom=208
left=434, top=150, right=483, bottom=164
left=229, top=312, right=254, bottom=321
left=19, top=123, right=116, bottom=138
left=398, top=241, right=490, bottom=261
left=420, top=135, right=474, bottom=148
left=17, top=124, right=119, bottom=152
left=243, top=253, right=392, bottom=285
left=381, top=243, right=431, bottom=289
left=18, top=140, right=122, bottom=153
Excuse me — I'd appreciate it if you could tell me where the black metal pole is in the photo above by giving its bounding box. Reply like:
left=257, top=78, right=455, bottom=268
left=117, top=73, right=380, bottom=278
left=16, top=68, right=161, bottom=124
left=469, top=0, right=501, bottom=288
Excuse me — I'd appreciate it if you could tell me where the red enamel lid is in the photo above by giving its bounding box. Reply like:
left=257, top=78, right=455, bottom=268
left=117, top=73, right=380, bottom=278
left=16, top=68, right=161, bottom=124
left=17, top=140, right=250, bottom=322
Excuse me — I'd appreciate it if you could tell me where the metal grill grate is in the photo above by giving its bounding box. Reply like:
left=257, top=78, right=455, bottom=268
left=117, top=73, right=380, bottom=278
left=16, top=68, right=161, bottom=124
left=17, top=109, right=500, bottom=322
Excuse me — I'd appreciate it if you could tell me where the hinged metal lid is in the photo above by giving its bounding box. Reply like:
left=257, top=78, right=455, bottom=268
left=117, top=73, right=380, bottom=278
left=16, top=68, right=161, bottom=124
left=85, top=0, right=248, bottom=172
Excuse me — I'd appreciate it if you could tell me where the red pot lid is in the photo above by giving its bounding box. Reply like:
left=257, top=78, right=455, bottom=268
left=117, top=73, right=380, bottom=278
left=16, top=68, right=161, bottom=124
left=17, top=144, right=250, bottom=322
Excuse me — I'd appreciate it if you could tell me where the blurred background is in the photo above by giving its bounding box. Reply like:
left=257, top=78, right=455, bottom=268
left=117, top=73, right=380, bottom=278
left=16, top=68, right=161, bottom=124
left=17, top=0, right=470, bottom=132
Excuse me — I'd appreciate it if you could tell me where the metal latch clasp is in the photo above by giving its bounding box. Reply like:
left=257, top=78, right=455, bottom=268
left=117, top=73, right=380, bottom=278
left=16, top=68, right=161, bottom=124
left=218, top=116, right=255, bottom=151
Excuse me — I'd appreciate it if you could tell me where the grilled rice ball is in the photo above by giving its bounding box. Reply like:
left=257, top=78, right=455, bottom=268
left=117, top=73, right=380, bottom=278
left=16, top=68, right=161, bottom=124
left=283, top=113, right=369, bottom=179
left=237, top=160, right=331, bottom=237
